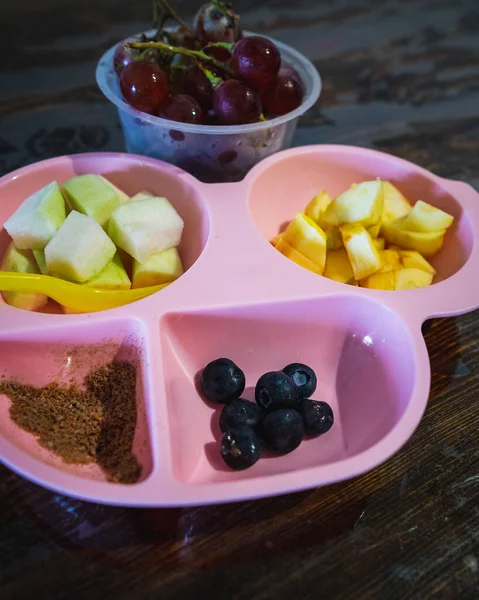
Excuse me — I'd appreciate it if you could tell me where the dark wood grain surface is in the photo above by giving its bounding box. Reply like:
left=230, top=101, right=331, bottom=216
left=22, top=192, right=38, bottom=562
left=1, top=1, right=478, bottom=598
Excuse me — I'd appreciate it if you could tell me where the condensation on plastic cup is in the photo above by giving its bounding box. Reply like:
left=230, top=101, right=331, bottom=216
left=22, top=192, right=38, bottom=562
left=96, top=31, right=321, bottom=183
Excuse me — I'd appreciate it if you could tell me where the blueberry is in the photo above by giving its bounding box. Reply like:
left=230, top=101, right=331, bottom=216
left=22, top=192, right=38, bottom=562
left=219, top=398, right=263, bottom=433
left=220, top=428, right=262, bottom=470
left=282, top=363, right=317, bottom=399
left=201, top=358, right=245, bottom=404
left=299, top=400, right=334, bottom=436
left=262, top=408, right=305, bottom=454
left=255, top=371, right=298, bottom=410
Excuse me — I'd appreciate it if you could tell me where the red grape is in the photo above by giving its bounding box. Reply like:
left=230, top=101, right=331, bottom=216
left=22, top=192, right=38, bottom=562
left=261, top=68, right=304, bottom=116
left=120, top=60, right=169, bottom=115
left=213, top=79, right=262, bottom=125
left=183, top=63, right=213, bottom=108
left=113, top=44, right=137, bottom=73
left=203, top=44, right=232, bottom=63
left=160, top=94, right=204, bottom=124
left=194, top=3, right=241, bottom=45
left=231, top=36, right=281, bottom=88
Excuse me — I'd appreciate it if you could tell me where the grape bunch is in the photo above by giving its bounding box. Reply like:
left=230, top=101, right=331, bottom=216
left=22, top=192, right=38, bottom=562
left=114, top=0, right=304, bottom=126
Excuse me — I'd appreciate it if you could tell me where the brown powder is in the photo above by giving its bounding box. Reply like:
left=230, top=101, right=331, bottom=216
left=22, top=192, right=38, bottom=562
left=0, top=361, right=141, bottom=484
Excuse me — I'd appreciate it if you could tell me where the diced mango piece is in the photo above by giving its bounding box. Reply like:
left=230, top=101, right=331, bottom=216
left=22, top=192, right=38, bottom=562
left=378, top=249, right=401, bottom=273
left=327, top=180, right=384, bottom=228
left=381, top=218, right=445, bottom=257
left=282, top=213, right=327, bottom=273
left=381, top=181, right=412, bottom=224
left=402, top=200, right=454, bottom=232
left=398, top=250, right=436, bottom=275
left=305, top=191, right=332, bottom=223
left=326, top=228, right=344, bottom=250
left=373, top=237, right=386, bottom=251
left=360, top=271, right=396, bottom=290
left=275, top=238, right=323, bottom=275
left=324, top=248, right=354, bottom=283
left=341, top=223, right=381, bottom=280
left=132, top=248, right=183, bottom=288
left=395, top=268, right=433, bottom=290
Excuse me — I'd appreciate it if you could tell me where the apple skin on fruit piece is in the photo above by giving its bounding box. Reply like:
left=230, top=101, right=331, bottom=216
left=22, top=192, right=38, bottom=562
left=402, top=200, right=454, bottom=233
left=282, top=213, right=327, bottom=273
left=381, top=181, right=412, bottom=225
left=395, top=267, right=433, bottom=290
left=61, top=174, right=123, bottom=230
left=4, top=181, right=66, bottom=250
left=132, top=248, right=184, bottom=288
left=324, top=248, right=354, bottom=283
left=327, top=180, right=384, bottom=228
left=360, top=270, right=395, bottom=290
left=32, top=249, right=48, bottom=275
left=381, top=218, right=445, bottom=257
left=275, top=238, right=323, bottom=275
left=341, top=223, right=382, bottom=280
left=399, top=250, right=437, bottom=275
left=108, top=197, right=184, bottom=264
left=373, top=237, right=386, bottom=251
left=45, top=211, right=116, bottom=283
left=1, top=242, right=48, bottom=311
left=305, top=191, right=332, bottom=223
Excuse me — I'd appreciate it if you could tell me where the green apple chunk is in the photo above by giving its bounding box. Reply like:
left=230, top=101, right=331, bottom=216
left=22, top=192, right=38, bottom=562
left=61, top=174, right=128, bottom=229
left=4, top=181, right=66, bottom=249
left=32, top=249, right=48, bottom=274
left=132, top=248, right=184, bottom=288
left=108, top=197, right=184, bottom=264
left=83, top=253, right=131, bottom=290
left=45, top=211, right=116, bottom=282
left=131, top=191, right=154, bottom=202
left=1, top=242, right=48, bottom=311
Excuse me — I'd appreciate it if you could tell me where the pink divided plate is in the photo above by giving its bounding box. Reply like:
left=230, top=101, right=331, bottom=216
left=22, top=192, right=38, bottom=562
left=0, top=146, right=478, bottom=506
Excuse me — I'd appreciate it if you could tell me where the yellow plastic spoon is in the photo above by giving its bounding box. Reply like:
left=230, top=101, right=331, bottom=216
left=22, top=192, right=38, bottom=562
left=0, top=272, right=170, bottom=313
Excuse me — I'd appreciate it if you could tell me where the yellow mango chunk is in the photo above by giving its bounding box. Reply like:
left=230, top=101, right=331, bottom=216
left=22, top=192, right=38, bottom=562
left=360, top=270, right=396, bottom=290
left=381, top=218, right=445, bottom=257
left=275, top=238, right=323, bottom=275
left=398, top=250, right=436, bottom=275
left=378, top=249, right=401, bottom=273
left=402, top=200, right=454, bottom=232
left=341, top=223, right=381, bottom=280
left=305, top=191, right=332, bottom=222
left=327, top=180, right=384, bottom=228
left=381, top=181, right=412, bottom=224
left=395, top=267, right=433, bottom=290
left=283, top=213, right=327, bottom=272
left=373, top=237, right=386, bottom=251
left=324, top=248, right=354, bottom=283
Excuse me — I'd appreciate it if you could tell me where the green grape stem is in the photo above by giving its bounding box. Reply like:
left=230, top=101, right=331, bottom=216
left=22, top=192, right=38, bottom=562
left=127, top=40, right=235, bottom=76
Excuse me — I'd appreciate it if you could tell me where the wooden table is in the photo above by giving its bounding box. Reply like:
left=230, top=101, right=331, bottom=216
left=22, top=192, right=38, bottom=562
left=1, top=1, right=478, bottom=598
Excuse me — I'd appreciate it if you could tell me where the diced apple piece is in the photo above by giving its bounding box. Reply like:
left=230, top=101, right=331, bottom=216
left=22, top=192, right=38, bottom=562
left=108, top=197, right=184, bottom=264
left=373, top=237, right=385, bottom=251
left=324, top=248, right=354, bottom=283
left=282, top=213, right=327, bottom=272
left=326, top=228, right=343, bottom=250
left=328, top=180, right=384, bottom=227
left=360, top=271, right=395, bottom=290
left=132, top=248, right=183, bottom=288
left=402, top=200, right=454, bottom=232
left=61, top=174, right=125, bottom=229
left=381, top=181, right=412, bottom=224
left=32, top=249, right=48, bottom=275
left=398, top=250, right=436, bottom=275
left=100, top=176, right=129, bottom=204
left=275, top=238, right=322, bottom=275
left=305, top=191, right=332, bottom=223
left=271, top=234, right=282, bottom=246
left=84, top=253, right=131, bottom=290
left=341, top=223, right=381, bottom=280
left=4, top=181, right=66, bottom=250
left=1, top=242, right=48, bottom=311
left=378, top=249, right=401, bottom=272
left=381, top=218, right=445, bottom=257
left=367, top=224, right=380, bottom=238
left=395, top=268, right=433, bottom=290
left=131, top=191, right=154, bottom=202
left=45, top=211, right=116, bottom=282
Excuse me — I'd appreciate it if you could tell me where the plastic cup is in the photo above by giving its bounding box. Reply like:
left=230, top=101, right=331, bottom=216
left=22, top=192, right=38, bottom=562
left=96, top=31, right=321, bottom=183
